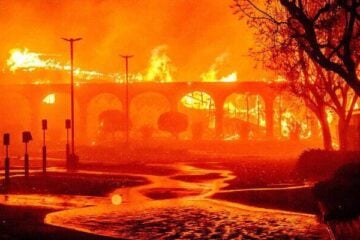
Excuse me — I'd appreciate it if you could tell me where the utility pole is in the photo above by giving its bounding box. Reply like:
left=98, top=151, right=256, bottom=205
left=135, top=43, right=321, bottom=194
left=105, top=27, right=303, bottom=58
left=62, top=37, right=82, bottom=167
left=120, top=54, right=133, bottom=148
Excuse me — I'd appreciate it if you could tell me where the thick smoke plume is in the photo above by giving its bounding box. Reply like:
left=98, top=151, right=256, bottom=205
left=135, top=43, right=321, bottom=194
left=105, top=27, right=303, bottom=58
left=0, top=0, right=272, bottom=81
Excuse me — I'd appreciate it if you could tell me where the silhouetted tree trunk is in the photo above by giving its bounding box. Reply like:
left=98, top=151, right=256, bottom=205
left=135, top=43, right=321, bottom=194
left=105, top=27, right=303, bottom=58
left=320, top=65, right=358, bottom=151
left=317, top=108, right=333, bottom=151
left=338, top=117, right=348, bottom=151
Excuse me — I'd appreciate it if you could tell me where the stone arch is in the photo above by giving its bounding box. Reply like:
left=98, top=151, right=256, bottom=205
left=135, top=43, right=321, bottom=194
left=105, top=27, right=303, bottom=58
left=223, top=92, right=266, bottom=140
left=273, top=94, right=317, bottom=140
left=130, top=91, right=171, bottom=139
left=177, top=91, right=216, bottom=140
left=86, top=93, right=123, bottom=143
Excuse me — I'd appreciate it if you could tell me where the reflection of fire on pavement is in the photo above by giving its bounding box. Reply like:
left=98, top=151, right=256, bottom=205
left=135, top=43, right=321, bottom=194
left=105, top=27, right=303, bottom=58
left=44, top=164, right=329, bottom=239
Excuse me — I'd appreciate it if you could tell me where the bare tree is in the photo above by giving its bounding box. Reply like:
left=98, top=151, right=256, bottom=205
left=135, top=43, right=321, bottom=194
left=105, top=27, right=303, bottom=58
left=270, top=41, right=334, bottom=149
left=232, top=0, right=360, bottom=94
left=232, top=0, right=359, bottom=150
left=292, top=49, right=357, bottom=150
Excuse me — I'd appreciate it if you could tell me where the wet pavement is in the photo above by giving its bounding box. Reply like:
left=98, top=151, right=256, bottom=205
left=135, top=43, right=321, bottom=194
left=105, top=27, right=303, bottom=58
left=43, top=163, right=330, bottom=239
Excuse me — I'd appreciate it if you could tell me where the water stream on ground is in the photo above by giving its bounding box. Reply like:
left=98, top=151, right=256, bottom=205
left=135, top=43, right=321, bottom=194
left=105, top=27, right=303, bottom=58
left=1, top=163, right=330, bottom=239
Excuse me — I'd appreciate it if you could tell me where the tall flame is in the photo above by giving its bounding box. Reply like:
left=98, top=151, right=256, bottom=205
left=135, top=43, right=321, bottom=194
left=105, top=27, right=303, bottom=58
left=201, top=53, right=237, bottom=82
left=145, top=45, right=174, bottom=82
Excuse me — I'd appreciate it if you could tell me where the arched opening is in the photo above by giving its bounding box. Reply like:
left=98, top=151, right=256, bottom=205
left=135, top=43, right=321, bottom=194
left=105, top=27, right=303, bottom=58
left=223, top=93, right=265, bottom=140
left=178, top=91, right=215, bottom=140
left=0, top=93, right=31, bottom=152
left=130, top=92, right=171, bottom=140
left=273, top=94, right=318, bottom=140
left=87, top=93, right=123, bottom=144
left=39, top=92, right=80, bottom=144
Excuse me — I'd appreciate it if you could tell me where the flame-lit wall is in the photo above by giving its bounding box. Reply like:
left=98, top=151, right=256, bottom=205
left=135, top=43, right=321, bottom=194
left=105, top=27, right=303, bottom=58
left=0, top=81, right=285, bottom=144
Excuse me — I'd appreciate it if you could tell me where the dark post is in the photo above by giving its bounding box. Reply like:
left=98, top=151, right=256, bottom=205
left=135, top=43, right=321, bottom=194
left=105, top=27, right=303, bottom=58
left=278, top=94, right=282, bottom=138
left=257, top=96, right=260, bottom=127
left=246, top=93, right=249, bottom=122
left=120, top=54, right=133, bottom=149
left=22, top=131, right=32, bottom=178
left=65, top=119, right=71, bottom=168
left=62, top=37, right=82, bottom=167
left=3, top=133, right=10, bottom=185
left=42, top=119, right=47, bottom=174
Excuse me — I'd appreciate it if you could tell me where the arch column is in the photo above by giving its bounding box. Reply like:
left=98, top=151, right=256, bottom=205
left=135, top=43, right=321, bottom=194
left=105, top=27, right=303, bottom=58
left=214, top=96, right=226, bottom=139
left=169, top=95, right=179, bottom=112
left=264, top=95, right=275, bottom=139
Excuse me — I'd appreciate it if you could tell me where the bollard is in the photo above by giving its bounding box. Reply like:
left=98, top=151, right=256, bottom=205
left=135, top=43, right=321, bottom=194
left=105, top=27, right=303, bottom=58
left=42, top=146, right=47, bottom=174
left=42, top=119, right=47, bottom=174
left=22, top=131, right=32, bottom=178
left=24, top=153, right=29, bottom=178
left=66, top=143, right=70, bottom=167
left=3, top=133, right=10, bottom=185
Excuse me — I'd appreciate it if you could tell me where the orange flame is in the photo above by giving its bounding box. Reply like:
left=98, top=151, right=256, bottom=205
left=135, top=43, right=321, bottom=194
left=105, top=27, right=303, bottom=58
left=201, top=53, right=237, bottom=82
left=181, top=91, right=215, bottom=110
left=145, top=45, right=174, bottom=82
left=7, top=48, right=62, bottom=72
left=7, top=48, right=104, bottom=82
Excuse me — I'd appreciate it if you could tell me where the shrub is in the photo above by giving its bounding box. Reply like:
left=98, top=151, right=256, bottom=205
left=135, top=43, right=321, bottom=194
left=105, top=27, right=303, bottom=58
left=295, top=149, right=360, bottom=180
left=158, top=111, right=188, bottom=139
left=313, top=162, right=360, bottom=220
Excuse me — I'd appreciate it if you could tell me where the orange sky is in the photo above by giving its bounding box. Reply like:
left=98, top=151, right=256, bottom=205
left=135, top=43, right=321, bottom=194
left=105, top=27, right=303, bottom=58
left=0, top=0, right=273, bottom=81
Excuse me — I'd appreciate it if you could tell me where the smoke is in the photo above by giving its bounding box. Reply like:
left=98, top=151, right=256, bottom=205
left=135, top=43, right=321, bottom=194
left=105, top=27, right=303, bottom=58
left=0, top=0, right=272, bottom=81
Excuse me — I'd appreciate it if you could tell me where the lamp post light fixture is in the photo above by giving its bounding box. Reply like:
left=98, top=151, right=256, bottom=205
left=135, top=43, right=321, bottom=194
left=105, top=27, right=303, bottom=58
left=22, top=131, right=32, bottom=178
left=62, top=37, right=82, bottom=168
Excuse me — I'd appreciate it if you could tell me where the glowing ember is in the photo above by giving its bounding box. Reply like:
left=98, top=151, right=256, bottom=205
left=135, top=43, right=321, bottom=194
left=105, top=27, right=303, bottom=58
left=43, top=93, right=56, bottom=104
left=111, top=194, right=122, bottom=205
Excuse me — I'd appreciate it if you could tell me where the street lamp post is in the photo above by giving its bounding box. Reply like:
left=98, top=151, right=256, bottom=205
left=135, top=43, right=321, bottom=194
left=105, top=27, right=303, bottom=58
left=65, top=119, right=71, bottom=167
left=120, top=54, right=133, bottom=149
left=62, top=37, right=82, bottom=168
